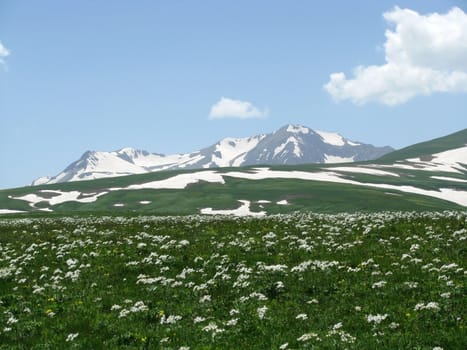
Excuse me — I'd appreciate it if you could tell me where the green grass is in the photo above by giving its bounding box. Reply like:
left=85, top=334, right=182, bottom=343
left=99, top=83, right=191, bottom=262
left=0, top=212, right=465, bottom=349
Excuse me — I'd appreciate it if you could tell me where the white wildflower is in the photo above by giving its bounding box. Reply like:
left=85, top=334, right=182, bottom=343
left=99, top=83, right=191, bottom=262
left=66, top=258, right=78, bottom=268
left=193, top=316, right=206, bottom=324
left=297, top=332, right=319, bottom=341
left=372, top=280, right=387, bottom=289
left=366, top=314, right=388, bottom=324
left=199, top=295, right=211, bottom=303
left=130, top=301, right=148, bottom=313
left=225, top=318, right=238, bottom=326
left=415, top=302, right=440, bottom=311
left=332, top=322, right=343, bottom=330
left=7, top=316, right=18, bottom=325
left=229, top=309, right=240, bottom=316
left=404, top=281, right=418, bottom=289
left=257, top=306, right=268, bottom=319
left=425, top=302, right=440, bottom=311
left=202, top=322, right=225, bottom=336
left=161, top=315, right=182, bottom=324
left=118, top=309, right=130, bottom=318
left=66, top=333, right=79, bottom=342
left=307, top=298, right=319, bottom=304
left=275, top=281, right=285, bottom=290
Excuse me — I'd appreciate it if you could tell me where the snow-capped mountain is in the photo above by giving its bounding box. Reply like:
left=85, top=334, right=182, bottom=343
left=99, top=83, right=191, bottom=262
left=32, top=124, right=393, bottom=185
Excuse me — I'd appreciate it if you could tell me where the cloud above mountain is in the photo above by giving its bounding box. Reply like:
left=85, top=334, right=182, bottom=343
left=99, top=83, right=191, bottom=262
left=324, top=7, right=467, bottom=106
left=209, top=97, right=268, bottom=119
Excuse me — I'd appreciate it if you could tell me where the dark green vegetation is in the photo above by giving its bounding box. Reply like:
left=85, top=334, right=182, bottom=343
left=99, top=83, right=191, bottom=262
left=0, top=212, right=465, bottom=349
left=377, top=128, right=467, bottom=163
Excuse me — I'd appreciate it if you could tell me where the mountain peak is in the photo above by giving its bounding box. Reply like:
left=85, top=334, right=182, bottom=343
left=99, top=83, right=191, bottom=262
left=277, top=124, right=313, bottom=135
left=117, top=147, right=137, bottom=154
left=116, top=147, right=151, bottom=157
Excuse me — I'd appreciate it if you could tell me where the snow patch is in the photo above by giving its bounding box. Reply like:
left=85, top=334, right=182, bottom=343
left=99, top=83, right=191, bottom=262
left=121, top=171, right=225, bottom=190
left=0, top=209, right=26, bottom=214
left=361, top=184, right=467, bottom=207
left=431, top=176, right=467, bottom=183
left=324, top=155, right=354, bottom=164
left=32, top=176, right=52, bottom=186
left=139, top=201, right=152, bottom=205
left=273, top=137, right=302, bottom=157
left=286, top=125, right=310, bottom=134
left=347, top=140, right=361, bottom=146
left=277, top=200, right=289, bottom=205
left=12, top=190, right=108, bottom=207
left=332, top=166, right=399, bottom=177
left=114, top=203, right=125, bottom=207
left=200, top=200, right=266, bottom=217
left=211, top=136, right=263, bottom=167
left=316, top=130, right=345, bottom=146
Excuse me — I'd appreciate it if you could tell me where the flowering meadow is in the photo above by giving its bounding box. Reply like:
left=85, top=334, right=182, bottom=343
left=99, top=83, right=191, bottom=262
left=0, top=212, right=465, bottom=349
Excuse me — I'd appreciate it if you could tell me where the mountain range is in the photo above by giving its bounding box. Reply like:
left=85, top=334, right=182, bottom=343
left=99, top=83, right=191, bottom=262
left=32, top=124, right=393, bottom=185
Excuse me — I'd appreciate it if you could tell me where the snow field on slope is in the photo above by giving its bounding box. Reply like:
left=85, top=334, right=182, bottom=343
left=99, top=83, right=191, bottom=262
left=324, top=155, right=355, bottom=164
left=315, top=130, right=346, bottom=146
left=12, top=165, right=467, bottom=211
left=200, top=200, right=266, bottom=217
left=211, top=136, right=264, bottom=167
left=391, top=145, right=467, bottom=173
left=273, top=137, right=302, bottom=157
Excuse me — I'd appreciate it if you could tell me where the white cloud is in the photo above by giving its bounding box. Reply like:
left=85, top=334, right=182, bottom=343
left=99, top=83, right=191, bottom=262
left=324, top=7, right=467, bottom=106
left=209, top=97, right=268, bottom=119
left=0, top=41, right=10, bottom=58
left=0, top=40, right=10, bottom=66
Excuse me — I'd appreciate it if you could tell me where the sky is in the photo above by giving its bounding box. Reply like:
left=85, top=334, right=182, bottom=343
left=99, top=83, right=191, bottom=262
left=1, top=0, right=466, bottom=189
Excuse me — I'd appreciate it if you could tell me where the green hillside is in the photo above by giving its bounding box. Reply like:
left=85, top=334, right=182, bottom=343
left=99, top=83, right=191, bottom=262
left=1, top=164, right=465, bottom=216
left=377, top=128, right=467, bottom=163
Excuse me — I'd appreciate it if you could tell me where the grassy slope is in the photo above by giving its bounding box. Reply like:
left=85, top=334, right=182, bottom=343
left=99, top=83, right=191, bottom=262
left=0, top=174, right=463, bottom=216
left=377, top=128, right=467, bottom=163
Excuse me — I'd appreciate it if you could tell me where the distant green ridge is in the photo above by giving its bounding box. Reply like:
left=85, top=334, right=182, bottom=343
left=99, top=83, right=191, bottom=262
left=377, top=128, right=467, bottom=163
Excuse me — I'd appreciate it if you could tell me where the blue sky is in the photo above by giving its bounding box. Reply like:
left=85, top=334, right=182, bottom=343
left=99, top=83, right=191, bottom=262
left=1, top=0, right=466, bottom=188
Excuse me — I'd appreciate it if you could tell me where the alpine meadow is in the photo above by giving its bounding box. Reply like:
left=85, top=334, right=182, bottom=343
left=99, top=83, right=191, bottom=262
left=1, top=1, right=466, bottom=349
